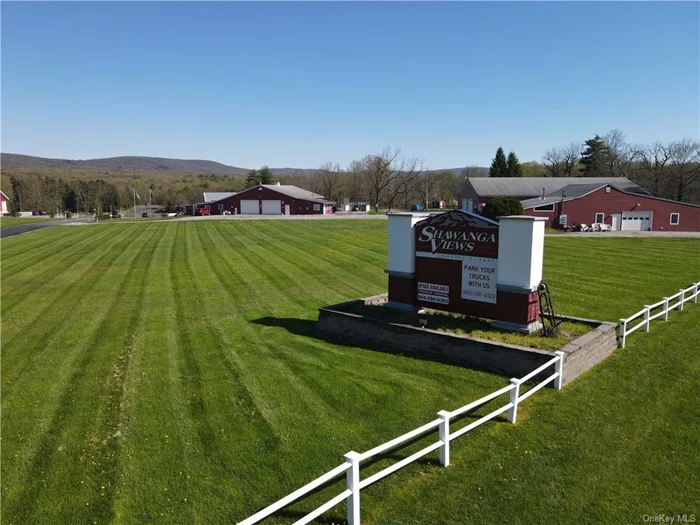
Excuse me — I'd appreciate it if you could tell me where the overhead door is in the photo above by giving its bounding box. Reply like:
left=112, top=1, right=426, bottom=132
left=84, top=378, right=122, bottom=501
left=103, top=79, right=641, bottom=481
left=261, top=200, right=282, bottom=215
left=240, top=200, right=259, bottom=214
left=621, top=212, right=651, bottom=231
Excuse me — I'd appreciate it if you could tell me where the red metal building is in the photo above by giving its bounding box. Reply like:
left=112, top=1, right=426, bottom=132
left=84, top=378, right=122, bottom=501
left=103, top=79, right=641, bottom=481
left=458, top=177, right=700, bottom=231
left=521, top=184, right=700, bottom=231
left=179, top=184, right=334, bottom=216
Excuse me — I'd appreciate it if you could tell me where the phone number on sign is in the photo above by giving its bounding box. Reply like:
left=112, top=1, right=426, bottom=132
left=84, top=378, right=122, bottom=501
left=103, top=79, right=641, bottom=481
left=462, top=289, right=496, bottom=300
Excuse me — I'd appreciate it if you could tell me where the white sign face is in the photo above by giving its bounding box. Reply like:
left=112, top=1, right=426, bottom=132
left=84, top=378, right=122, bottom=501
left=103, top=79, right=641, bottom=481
left=461, top=256, right=498, bottom=304
left=417, top=282, right=449, bottom=305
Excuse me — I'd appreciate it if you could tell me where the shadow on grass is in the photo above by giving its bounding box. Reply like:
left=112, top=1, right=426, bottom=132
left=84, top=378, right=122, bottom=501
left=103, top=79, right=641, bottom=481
left=251, top=316, right=477, bottom=370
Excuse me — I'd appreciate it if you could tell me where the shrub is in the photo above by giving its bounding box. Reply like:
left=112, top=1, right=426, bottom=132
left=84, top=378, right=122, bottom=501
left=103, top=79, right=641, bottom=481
left=481, top=197, right=524, bottom=220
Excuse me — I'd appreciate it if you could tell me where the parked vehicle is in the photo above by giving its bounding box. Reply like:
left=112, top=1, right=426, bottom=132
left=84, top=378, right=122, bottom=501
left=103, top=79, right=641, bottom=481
left=142, top=212, right=150, bottom=218
left=411, top=204, right=425, bottom=211
left=195, top=208, right=210, bottom=216
left=590, top=222, right=612, bottom=232
left=111, top=211, right=122, bottom=218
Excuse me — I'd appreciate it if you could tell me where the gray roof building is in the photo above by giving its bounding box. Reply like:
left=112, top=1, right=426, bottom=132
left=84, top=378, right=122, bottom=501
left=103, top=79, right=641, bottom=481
left=203, top=192, right=237, bottom=202
left=461, top=177, right=647, bottom=200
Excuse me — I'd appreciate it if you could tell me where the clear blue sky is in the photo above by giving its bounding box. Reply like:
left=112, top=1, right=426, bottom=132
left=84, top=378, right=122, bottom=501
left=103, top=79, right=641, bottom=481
left=2, top=1, right=699, bottom=169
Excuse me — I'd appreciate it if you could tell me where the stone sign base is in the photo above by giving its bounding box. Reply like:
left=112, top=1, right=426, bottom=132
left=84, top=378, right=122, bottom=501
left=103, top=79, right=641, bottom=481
left=317, top=294, right=617, bottom=386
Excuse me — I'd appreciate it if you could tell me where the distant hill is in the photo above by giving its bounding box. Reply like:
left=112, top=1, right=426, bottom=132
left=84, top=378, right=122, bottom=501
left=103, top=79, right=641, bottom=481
left=1, top=153, right=487, bottom=177
left=1, top=153, right=252, bottom=176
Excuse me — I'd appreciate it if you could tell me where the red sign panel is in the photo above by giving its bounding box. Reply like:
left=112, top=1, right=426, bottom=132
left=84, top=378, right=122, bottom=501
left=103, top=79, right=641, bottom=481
left=414, top=211, right=499, bottom=259
left=414, top=210, right=500, bottom=309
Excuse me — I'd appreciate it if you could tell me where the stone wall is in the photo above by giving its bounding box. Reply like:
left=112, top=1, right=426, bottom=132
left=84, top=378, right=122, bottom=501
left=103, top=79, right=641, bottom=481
left=556, top=316, right=618, bottom=385
left=317, top=298, right=618, bottom=385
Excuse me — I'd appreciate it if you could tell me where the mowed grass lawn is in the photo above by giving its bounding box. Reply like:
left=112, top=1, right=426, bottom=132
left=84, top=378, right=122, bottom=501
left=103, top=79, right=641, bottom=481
left=1, top=221, right=698, bottom=524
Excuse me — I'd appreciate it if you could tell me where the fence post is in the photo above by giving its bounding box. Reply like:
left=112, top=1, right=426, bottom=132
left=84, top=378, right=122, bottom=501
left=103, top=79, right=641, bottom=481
left=663, top=298, right=670, bottom=321
left=345, top=451, right=361, bottom=525
left=508, top=379, right=521, bottom=423
left=644, top=306, right=651, bottom=332
left=554, top=351, right=565, bottom=390
left=619, top=319, right=627, bottom=348
left=679, top=289, right=685, bottom=311
left=437, top=410, right=451, bottom=467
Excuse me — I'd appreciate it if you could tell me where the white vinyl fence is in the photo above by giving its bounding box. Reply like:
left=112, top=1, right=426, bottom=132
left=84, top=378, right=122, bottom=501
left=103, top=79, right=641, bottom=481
left=238, top=351, right=565, bottom=525
left=619, top=281, right=699, bottom=348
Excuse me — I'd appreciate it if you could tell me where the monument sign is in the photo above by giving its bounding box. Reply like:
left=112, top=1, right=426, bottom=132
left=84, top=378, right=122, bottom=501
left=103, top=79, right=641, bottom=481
left=385, top=210, right=547, bottom=333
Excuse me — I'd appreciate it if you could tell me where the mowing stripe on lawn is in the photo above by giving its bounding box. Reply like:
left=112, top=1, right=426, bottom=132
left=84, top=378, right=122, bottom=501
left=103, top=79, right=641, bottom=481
left=0, top=225, right=107, bottom=278
left=221, top=221, right=369, bottom=309
left=264, top=221, right=388, bottom=283
left=1, top=225, right=144, bottom=394
left=234, top=221, right=382, bottom=302
left=0, top=225, right=127, bottom=315
left=113, top=223, right=203, bottom=524
left=2, top=225, right=162, bottom=524
left=272, top=220, right=388, bottom=264
left=0, top=225, right=100, bottom=272
left=167, top=223, right=279, bottom=520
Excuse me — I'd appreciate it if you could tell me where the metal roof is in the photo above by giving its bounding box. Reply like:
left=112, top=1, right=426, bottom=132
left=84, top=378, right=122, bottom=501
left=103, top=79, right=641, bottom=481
left=203, top=192, right=237, bottom=202
left=465, top=177, right=644, bottom=197
left=522, top=183, right=621, bottom=209
left=520, top=196, right=566, bottom=209
left=259, top=184, right=325, bottom=201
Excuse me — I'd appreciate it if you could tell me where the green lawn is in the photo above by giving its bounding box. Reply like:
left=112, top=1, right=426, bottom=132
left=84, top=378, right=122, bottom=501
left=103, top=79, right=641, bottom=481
left=1, top=222, right=698, bottom=524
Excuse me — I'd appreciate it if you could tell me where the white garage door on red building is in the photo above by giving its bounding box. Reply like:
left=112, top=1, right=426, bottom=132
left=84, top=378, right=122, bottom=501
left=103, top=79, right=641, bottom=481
left=261, top=200, right=281, bottom=215
left=240, top=200, right=259, bottom=214
left=621, top=212, right=651, bottom=231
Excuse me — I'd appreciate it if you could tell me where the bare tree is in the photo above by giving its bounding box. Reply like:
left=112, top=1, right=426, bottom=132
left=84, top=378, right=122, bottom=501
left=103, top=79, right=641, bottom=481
left=386, top=156, right=425, bottom=211
left=345, top=159, right=369, bottom=204
left=562, top=143, right=581, bottom=177
left=541, top=148, right=563, bottom=177
left=669, top=139, right=700, bottom=203
left=317, top=162, right=343, bottom=203
left=637, top=142, right=674, bottom=196
left=364, top=147, right=403, bottom=213
left=542, top=143, right=580, bottom=177
left=604, top=129, right=641, bottom=178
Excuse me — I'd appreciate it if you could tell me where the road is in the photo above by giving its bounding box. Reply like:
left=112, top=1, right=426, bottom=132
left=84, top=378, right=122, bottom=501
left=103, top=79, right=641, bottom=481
left=0, top=217, right=96, bottom=239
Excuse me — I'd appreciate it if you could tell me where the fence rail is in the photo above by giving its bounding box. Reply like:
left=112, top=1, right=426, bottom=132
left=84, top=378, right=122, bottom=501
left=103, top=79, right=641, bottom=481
left=619, top=281, right=699, bottom=348
left=238, top=351, right=565, bottom=525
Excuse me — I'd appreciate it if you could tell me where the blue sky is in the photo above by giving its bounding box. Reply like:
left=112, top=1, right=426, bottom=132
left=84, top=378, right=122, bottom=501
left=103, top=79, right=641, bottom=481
left=2, top=1, right=699, bottom=169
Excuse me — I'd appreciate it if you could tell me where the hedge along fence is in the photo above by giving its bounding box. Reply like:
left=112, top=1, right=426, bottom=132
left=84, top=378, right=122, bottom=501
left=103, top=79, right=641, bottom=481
left=619, top=281, right=699, bottom=348
left=237, top=351, right=565, bottom=525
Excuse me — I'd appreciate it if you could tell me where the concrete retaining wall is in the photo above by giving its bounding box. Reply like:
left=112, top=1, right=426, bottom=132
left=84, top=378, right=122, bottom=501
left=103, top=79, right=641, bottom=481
left=317, top=296, right=618, bottom=385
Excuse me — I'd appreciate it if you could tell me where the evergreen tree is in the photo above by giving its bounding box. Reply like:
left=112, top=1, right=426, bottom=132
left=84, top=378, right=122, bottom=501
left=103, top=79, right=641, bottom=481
left=580, top=135, right=610, bottom=176
left=258, top=166, right=274, bottom=184
left=245, top=169, right=260, bottom=188
left=506, top=151, right=522, bottom=177
left=490, top=147, right=508, bottom=177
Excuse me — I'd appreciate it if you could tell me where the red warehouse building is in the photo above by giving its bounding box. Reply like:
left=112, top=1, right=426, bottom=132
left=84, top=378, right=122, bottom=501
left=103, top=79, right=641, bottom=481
left=179, top=184, right=334, bottom=216
left=212, top=183, right=334, bottom=215
left=521, top=184, right=700, bottom=231
left=459, top=177, right=700, bottom=232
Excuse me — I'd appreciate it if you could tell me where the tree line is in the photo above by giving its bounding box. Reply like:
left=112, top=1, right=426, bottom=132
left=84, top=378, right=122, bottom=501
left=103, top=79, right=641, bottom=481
left=3, top=129, right=698, bottom=215
left=489, top=130, right=700, bottom=204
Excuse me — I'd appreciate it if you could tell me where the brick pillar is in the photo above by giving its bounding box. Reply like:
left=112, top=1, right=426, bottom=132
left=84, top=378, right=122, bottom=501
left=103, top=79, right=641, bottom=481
left=492, top=216, right=547, bottom=333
